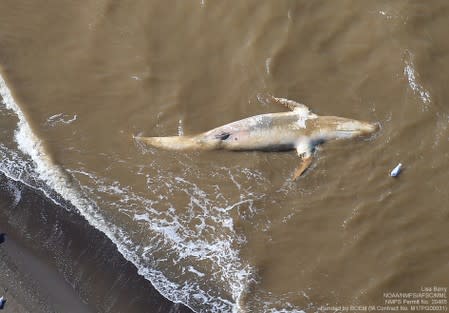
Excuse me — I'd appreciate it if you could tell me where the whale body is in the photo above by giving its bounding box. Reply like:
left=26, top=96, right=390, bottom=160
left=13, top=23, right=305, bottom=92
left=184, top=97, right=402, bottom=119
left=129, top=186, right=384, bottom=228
left=135, top=96, right=379, bottom=179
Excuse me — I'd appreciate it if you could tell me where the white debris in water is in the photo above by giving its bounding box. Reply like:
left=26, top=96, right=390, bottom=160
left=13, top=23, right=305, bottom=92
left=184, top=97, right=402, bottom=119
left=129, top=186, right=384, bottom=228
left=390, top=163, right=403, bottom=177
left=378, top=10, right=393, bottom=19
left=178, top=119, right=184, bottom=136
left=404, top=52, right=431, bottom=110
left=376, top=9, right=406, bottom=22
left=46, top=113, right=77, bottom=126
left=187, top=266, right=205, bottom=277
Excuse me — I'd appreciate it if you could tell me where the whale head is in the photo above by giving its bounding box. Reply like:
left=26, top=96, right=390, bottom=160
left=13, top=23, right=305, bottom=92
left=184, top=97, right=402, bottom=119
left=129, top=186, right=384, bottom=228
left=311, top=116, right=379, bottom=141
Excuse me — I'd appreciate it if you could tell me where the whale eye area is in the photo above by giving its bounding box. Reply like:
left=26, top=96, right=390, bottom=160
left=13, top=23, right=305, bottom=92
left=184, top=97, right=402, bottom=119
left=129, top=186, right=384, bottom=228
left=215, top=132, right=231, bottom=140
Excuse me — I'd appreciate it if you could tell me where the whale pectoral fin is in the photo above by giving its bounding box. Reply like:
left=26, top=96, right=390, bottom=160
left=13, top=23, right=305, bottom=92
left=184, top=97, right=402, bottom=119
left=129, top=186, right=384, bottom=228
left=293, top=142, right=313, bottom=180
left=293, top=157, right=312, bottom=180
left=258, top=94, right=310, bottom=113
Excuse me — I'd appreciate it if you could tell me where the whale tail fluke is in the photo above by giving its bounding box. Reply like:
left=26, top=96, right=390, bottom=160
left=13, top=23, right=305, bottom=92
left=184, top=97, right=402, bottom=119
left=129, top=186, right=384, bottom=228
left=134, top=135, right=208, bottom=151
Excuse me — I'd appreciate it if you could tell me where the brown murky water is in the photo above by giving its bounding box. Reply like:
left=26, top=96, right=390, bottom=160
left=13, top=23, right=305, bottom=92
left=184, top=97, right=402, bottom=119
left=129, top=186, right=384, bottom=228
left=1, top=1, right=448, bottom=312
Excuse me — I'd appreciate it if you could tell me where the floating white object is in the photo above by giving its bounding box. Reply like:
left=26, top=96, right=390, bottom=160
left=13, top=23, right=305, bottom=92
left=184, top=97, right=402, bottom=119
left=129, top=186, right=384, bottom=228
left=390, top=163, right=403, bottom=177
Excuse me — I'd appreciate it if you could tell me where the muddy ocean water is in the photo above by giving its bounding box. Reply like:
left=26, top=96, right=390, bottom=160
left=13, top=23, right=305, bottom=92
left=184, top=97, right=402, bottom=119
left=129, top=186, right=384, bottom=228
left=1, top=1, right=449, bottom=312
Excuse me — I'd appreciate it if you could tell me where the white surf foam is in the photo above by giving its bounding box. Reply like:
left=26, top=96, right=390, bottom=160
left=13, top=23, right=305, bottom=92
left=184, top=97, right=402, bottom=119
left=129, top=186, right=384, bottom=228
left=73, top=165, right=262, bottom=312
left=403, top=51, right=431, bottom=110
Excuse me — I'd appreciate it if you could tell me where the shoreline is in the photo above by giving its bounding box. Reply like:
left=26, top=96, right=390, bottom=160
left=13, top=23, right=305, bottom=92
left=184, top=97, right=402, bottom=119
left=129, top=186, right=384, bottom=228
left=0, top=172, right=194, bottom=313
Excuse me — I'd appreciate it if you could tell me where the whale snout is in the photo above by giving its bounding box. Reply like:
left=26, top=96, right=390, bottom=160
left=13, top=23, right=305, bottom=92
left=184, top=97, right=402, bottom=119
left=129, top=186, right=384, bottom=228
left=334, top=119, right=380, bottom=138
left=356, top=121, right=379, bottom=135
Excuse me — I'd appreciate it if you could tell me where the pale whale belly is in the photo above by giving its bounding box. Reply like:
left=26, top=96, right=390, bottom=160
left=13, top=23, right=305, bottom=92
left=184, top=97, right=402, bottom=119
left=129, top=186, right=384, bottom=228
left=202, top=126, right=301, bottom=151
left=198, top=113, right=307, bottom=151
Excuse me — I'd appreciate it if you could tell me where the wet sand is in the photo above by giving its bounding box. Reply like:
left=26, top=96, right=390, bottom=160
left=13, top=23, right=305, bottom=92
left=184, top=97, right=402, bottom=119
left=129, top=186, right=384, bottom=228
left=0, top=234, right=93, bottom=313
left=0, top=173, right=193, bottom=313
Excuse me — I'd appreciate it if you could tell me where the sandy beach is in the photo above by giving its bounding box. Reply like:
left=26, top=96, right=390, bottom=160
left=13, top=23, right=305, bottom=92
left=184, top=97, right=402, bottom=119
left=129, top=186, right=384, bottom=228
left=0, top=173, right=193, bottom=313
left=0, top=233, right=92, bottom=313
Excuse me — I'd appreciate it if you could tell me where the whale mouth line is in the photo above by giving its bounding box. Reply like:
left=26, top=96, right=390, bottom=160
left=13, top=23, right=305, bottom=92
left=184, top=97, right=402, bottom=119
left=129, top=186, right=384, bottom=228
left=335, top=129, right=364, bottom=135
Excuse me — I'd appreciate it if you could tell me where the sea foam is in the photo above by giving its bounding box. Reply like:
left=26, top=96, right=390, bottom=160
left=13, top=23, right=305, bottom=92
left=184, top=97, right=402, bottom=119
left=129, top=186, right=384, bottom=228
left=403, top=51, right=432, bottom=110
